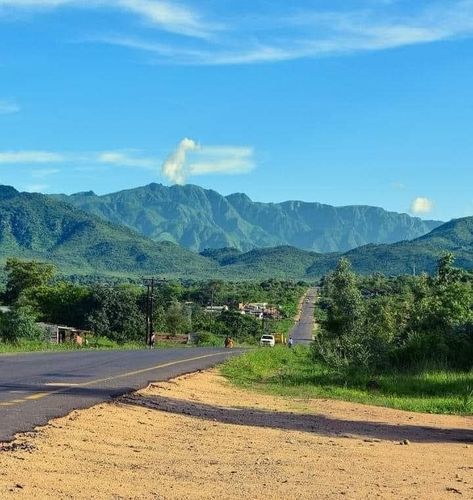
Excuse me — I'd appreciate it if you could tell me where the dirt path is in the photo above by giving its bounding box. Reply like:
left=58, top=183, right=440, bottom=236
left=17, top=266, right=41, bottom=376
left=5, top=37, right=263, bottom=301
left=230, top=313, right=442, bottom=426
left=1, top=369, right=472, bottom=499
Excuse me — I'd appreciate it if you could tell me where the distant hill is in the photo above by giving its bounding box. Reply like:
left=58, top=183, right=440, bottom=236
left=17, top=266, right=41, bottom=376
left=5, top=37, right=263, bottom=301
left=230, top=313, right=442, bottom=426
left=0, top=186, right=218, bottom=278
left=308, top=216, right=473, bottom=277
left=53, top=183, right=442, bottom=253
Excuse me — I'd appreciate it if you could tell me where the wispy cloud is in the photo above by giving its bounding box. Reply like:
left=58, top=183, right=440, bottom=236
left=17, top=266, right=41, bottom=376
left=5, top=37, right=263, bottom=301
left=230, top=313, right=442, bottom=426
left=161, top=139, right=255, bottom=185
left=3, top=1, right=473, bottom=64
left=189, top=146, right=254, bottom=175
left=0, top=99, right=20, bottom=114
left=0, top=144, right=255, bottom=184
left=96, top=151, right=158, bottom=169
left=410, top=197, right=434, bottom=215
left=0, top=151, right=64, bottom=163
left=97, top=1, right=473, bottom=65
left=0, top=0, right=217, bottom=38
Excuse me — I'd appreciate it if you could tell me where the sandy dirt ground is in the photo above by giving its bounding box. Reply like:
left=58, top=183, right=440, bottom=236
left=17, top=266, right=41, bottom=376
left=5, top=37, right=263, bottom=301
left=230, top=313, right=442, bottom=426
left=1, top=369, right=472, bottom=500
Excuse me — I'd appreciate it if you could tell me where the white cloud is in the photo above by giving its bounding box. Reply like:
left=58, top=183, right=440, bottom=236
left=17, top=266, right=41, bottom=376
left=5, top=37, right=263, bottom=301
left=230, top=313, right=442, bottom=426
left=0, top=151, right=64, bottom=163
left=116, top=0, right=217, bottom=38
left=189, top=146, right=254, bottom=175
left=0, top=0, right=216, bottom=38
left=96, top=151, right=158, bottom=169
left=161, top=139, right=255, bottom=184
left=0, top=100, right=20, bottom=114
left=410, top=197, right=434, bottom=215
left=161, top=138, right=199, bottom=185
left=0, top=149, right=163, bottom=169
left=0, top=145, right=254, bottom=184
left=95, top=1, right=473, bottom=65
left=5, top=1, right=473, bottom=64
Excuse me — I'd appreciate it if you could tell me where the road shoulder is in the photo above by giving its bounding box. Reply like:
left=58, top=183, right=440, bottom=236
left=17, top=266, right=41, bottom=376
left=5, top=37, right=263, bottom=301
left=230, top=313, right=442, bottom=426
left=1, top=369, right=472, bottom=499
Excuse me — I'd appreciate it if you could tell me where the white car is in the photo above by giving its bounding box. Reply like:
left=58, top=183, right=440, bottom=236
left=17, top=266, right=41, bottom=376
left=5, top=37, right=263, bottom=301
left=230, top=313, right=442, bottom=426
left=260, top=334, right=275, bottom=347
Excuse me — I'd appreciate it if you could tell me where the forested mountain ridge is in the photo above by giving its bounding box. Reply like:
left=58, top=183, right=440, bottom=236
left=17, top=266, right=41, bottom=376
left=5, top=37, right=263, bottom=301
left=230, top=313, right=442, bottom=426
left=320, top=216, right=473, bottom=276
left=53, top=183, right=442, bottom=253
left=1, top=185, right=472, bottom=281
left=0, top=186, right=219, bottom=277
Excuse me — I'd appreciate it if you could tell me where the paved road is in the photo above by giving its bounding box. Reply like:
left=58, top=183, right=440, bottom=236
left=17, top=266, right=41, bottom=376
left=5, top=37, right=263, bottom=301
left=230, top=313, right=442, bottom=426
left=0, top=348, right=241, bottom=442
left=290, top=289, right=317, bottom=346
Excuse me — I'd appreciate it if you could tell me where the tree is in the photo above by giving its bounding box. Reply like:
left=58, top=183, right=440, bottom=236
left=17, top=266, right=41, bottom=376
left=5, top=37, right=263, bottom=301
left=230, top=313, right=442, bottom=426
left=4, top=258, right=56, bottom=304
left=437, top=253, right=457, bottom=285
left=22, top=282, right=92, bottom=328
left=218, top=310, right=261, bottom=341
left=0, top=306, right=43, bottom=343
left=165, top=300, right=190, bottom=335
left=325, top=258, right=364, bottom=338
left=87, top=285, right=145, bottom=344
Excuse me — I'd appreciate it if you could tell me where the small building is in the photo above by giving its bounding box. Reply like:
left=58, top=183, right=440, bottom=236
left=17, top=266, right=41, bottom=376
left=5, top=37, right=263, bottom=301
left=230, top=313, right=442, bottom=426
left=37, top=323, right=89, bottom=345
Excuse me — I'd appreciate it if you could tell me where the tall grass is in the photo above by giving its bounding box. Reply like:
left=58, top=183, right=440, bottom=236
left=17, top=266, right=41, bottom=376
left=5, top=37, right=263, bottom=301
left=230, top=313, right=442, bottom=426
left=221, top=346, right=473, bottom=415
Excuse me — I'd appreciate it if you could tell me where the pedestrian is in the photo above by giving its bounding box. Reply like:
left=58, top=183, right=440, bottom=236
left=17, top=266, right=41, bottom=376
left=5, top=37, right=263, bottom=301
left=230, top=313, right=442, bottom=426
left=150, top=333, right=156, bottom=349
left=288, top=336, right=294, bottom=348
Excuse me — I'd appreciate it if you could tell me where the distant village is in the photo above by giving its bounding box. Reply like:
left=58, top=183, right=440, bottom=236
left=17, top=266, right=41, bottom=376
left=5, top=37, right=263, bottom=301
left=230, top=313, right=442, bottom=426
left=204, top=302, right=282, bottom=320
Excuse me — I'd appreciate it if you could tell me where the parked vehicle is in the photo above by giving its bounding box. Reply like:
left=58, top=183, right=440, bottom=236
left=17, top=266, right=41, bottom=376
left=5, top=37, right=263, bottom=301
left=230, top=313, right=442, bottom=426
left=260, top=334, right=275, bottom=347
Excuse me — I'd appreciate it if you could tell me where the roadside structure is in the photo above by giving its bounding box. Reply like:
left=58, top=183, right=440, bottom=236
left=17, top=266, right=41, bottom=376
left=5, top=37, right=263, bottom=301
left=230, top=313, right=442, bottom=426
left=37, top=323, right=89, bottom=346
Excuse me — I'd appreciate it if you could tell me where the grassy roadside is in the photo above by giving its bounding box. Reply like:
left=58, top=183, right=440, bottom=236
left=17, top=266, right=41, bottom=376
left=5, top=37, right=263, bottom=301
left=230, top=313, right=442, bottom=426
left=221, top=346, right=473, bottom=415
left=0, top=337, right=145, bottom=355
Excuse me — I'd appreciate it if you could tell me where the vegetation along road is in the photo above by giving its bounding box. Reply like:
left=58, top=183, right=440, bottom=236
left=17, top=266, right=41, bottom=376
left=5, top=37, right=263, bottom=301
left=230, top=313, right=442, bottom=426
left=0, top=348, right=241, bottom=442
left=290, top=288, right=317, bottom=346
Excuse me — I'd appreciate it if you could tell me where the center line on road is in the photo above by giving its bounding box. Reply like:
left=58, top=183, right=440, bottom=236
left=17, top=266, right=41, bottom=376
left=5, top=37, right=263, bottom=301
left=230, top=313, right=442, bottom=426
left=44, top=383, right=80, bottom=387
left=25, top=392, right=50, bottom=400
left=0, top=352, right=231, bottom=409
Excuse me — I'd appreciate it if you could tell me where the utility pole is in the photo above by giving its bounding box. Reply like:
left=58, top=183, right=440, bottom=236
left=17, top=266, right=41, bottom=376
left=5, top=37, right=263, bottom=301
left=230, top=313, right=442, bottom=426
left=143, top=278, right=156, bottom=347
left=209, top=288, right=214, bottom=336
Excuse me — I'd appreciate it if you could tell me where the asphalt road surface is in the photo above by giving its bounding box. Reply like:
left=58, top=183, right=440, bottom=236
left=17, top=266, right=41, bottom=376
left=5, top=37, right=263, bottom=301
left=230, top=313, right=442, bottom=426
left=290, top=289, right=317, bottom=346
left=0, top=347, right=241, bottom=442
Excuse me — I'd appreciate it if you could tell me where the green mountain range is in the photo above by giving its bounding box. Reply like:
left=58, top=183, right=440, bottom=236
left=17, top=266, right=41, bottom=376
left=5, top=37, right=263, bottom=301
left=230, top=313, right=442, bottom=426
left=1, top=185, right=472, bottom=281
left=53, top=183, right=442, bottom=253
left=0, top=186, right=217, bottom=278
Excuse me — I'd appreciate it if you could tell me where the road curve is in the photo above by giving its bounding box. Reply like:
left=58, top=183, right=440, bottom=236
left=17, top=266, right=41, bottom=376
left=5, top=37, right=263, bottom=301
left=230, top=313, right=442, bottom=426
left=0, top=347, right=241, bottom=442
left=290, top=289, right=317, bottom=346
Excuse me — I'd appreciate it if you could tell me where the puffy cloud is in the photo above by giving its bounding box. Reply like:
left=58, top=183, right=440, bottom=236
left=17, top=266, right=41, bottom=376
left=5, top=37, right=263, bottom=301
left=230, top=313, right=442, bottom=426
left=161, top=138, right=199, bottom=185
left=161, top=139, right=254, bottom=184
left=410, top=197, right=434, bottom=215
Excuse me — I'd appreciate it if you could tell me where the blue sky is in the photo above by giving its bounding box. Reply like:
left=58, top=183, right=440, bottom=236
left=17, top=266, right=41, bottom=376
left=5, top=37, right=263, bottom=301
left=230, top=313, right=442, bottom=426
left=0, top=0, right=472, bottom=221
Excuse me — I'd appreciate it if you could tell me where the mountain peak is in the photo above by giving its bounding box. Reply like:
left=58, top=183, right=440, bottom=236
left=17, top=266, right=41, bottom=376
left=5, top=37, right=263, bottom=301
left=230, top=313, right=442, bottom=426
left=0, top=185, right=19, bottom=200
left=226, top=192, right=252, bottom=204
